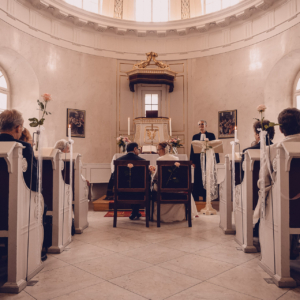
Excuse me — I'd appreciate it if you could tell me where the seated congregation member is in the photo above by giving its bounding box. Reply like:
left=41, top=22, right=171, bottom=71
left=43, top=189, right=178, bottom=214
left=190, top=120, right=219, bottom=202
left=256, top=108, right=300, bottom=250
left=20, top=127, right=33, bottom=145
left=0, top=109, right=38, bottom=191
left=116, top=142, right=145, bottom=220
left=151, top=142, right=198, bottom=222
left=54, top=139, right=70, bottom=153
left=241, top=120, right=275, bottom=181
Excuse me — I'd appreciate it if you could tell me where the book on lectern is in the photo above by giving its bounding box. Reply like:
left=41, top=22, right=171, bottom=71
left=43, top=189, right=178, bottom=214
left=142, top=145, right=157, bottom=154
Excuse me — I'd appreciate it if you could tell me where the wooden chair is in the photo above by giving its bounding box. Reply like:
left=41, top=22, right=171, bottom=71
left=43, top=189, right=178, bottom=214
left=155, top=160, right=192, bottom=227
left=218, top=154, right=241, bottom=234
left=259, top=142, right=300, bottom=287
left=113, top=160, right=150, bottom=227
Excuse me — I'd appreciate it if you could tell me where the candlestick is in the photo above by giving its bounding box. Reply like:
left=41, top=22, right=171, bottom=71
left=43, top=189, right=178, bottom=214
left=68, top=124, right=71, bottom=140
left=169, top=118, right=172, bottom=136
left=128, top=117, right=130, bottom=136
left=234, top=126, right=238, bottom=143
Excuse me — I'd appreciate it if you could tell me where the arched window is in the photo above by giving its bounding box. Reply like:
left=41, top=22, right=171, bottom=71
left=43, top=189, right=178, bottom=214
left=294, top=72, right=300, bottom=109
left=64, top=0, right=103, bottom=14
left=136, top=0, right=169, bottom=22
left=0, top=67, right=9, bottom=113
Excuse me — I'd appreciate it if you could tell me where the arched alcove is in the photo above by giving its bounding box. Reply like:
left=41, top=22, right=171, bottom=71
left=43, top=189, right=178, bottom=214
left=264, top=49, right=300, bottom=143
left=0, top=47, right=40, bottom=133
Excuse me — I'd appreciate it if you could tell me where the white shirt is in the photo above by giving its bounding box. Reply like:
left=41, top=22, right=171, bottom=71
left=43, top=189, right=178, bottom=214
left=200, top=133, right=206, bottom=141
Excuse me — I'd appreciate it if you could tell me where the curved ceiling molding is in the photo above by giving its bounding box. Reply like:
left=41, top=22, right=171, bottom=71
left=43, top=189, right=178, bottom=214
left=29, top=0, right=276, bottom=36
left=0, top=0, right=299, bottom=60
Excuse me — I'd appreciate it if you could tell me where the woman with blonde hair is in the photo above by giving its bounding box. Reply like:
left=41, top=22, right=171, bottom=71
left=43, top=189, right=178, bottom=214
left=151, top=142, right=198, bottom=222
left=19, top=127, right=33, bottom=145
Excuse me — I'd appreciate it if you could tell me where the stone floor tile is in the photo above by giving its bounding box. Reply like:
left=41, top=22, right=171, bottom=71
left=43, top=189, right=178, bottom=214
left=40, top=255, right=69, bottom=273
left=208, top=264, right=289, bottom=300
left=0, top=291, right=36, bottom=300
left=195, top=244, right=258, bottom=265
left=159, top=253, right=236, bottom=280
left=110, top=265, right=200, bottom=300
left=24, top=265, right=103, bottom=300
left=166, top=281, right=261, bottom=300
left=74, top=253, right=151, bottom=280
left=122, top=243, right=186, bottom=265
left=277, top=287, right=300, bottom=300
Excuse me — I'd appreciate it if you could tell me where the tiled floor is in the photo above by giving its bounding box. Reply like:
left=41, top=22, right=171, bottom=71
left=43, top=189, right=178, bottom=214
left=1, top=211, right=300, bottom=300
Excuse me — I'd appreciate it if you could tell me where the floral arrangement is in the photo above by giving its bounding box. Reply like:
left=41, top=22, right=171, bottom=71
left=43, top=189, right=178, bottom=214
left=116, top=136, right=131, bottom=148
left=255, top=104, right=280, bottom=130
left=202, top=138, right=212, bottom=152
left=29, top=93, right=52, bottom=127
left=168, top=137, right=183, bottom=148
left=149, top=165, right=156, bottom=174
left=127, top=163, right=133, bottom=187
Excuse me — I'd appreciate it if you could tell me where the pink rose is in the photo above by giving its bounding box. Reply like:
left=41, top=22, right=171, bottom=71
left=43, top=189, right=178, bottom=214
left=174, top=162, right=180, bottom=167
left=149, top=165, right=156, bottom=173
left=41, top=93, right=52, bottom=102
left=257, top=104, right=266, bottom=112
left=127, top=163, right=133, bottom=169
left=117, top=137, right=121, bottom=141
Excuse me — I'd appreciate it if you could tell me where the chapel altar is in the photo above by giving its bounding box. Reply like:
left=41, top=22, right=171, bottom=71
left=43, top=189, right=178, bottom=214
left=133, top=117, right=171, bottom=147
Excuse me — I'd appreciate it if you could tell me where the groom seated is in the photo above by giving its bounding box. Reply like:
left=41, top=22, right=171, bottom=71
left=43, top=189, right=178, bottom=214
left=116, top=142, right=146, bottom=220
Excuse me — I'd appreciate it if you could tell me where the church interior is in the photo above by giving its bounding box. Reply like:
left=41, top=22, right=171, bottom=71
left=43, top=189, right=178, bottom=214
left=0, top=0, right=300, bottom=299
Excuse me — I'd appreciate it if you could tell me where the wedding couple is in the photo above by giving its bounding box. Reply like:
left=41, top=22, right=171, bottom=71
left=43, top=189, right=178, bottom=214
left=116, top=142, right=198, bottom=221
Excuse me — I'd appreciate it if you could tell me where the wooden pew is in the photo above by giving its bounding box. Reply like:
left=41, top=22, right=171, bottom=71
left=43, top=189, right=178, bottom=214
left=218, top=154, right=241, bottom=234
left=41, top=148, right=72, bottom=253
left=234, top=149, right=260, bottom=253
left=0, top=142, right=43, bottom=293
left=259, top=142, right=300, bottom=287
left=62, top=153, right=89, bottom=234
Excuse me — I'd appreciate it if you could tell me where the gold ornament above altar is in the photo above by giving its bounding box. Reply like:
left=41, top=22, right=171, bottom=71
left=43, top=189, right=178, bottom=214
left=126, top=52, right=177, bottom=93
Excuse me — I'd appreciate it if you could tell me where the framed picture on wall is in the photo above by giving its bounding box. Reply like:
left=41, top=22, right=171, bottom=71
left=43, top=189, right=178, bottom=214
left=218, top=110, right=237, bottom=139
left=67, top=108, right=86, bottom=138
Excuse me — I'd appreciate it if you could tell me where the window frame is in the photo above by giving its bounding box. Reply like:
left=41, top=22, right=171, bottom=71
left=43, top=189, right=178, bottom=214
left=0, top=66, right=10, bottom=112
left=293, top=70, right=300, bottom=109
left=136, top=0, right=170, bottom=22
left=64, top=0, right=103, bottom=14
left=202, top=0, right=241, bottom=15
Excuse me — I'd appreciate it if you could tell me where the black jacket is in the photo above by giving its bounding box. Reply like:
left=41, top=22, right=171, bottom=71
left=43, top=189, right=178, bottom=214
left=0, top=133, right=38, bottom=191
left=190, top=131, right=220, bottom=165
left=116, top=152, right=145, bottom=161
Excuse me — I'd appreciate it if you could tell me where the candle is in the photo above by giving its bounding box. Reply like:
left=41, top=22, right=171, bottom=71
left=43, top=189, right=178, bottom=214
left=169, top=118, right=172, bottom=136
left=128, top=117, right=130, bottom=136
left=68, top=124, right=71, bottom=140
left=234, top=126, right=238, bottom=142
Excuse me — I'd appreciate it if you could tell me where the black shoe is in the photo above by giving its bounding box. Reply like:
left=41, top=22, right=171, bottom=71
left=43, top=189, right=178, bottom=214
left=41, top=252, right=47, bottom=262
left=129, top=213, right=136, bottom=220
left=135, top=213, right=142, bottom=220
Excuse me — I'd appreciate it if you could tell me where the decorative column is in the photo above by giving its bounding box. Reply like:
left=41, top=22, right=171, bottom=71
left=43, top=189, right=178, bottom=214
left=114, top=0, right=123, bottom=19
left=181, top=0, right=190, bottom=19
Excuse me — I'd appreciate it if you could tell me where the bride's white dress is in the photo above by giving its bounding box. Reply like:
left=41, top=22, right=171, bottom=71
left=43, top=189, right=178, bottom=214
left=152, top=153, right=198, bottom=222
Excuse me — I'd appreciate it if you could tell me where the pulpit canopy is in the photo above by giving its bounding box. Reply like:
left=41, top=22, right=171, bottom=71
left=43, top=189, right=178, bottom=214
left=126, top=52, right=177, bottom=93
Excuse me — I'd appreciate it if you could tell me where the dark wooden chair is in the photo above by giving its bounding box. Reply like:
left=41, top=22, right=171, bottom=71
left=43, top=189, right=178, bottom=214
left=113, top=160, right=150, bottom=227
left=155, top=160, right=192, bottom=227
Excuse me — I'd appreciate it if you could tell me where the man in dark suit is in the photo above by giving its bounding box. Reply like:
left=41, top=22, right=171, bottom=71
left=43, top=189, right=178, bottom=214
left=0, top=109, right=38, bottom=191
left=190, top=120, right=219, bottom=202
left=116, top=142, right=145, bottom=220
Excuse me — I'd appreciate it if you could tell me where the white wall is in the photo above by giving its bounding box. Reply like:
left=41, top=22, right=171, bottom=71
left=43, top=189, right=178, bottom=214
left=0, top=5, right=300, bottom=164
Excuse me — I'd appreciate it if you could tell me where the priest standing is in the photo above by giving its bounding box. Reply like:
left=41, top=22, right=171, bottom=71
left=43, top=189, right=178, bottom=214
left=190, top=120, right=219, bottom=202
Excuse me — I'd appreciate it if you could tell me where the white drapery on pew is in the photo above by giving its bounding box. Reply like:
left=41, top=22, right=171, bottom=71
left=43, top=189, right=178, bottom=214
left=39, top=148, right=72, bottom=253
left=234, top=150, right=260, bottom=253
left=0, top=142, right=43, bottom=293
left=62, top=153, right=89, bottom=234
left=217, top=153, right=241, bottom=234
left=259, top=141, right=300, bottom=288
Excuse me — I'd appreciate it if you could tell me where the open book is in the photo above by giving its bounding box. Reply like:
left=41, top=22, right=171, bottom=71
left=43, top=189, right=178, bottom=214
left=142, top=145, right=157, bottom=154
left=191, top=140, right=223, bottom=154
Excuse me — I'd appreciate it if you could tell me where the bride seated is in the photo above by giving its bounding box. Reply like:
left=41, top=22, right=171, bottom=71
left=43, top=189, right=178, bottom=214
left=151, top=142, right=198, bottom=222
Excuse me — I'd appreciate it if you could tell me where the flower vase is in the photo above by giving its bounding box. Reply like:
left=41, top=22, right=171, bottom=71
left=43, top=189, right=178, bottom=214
left=120, top=146, right=126, bottom=153
left=172, top=147, right=178, bottom=155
